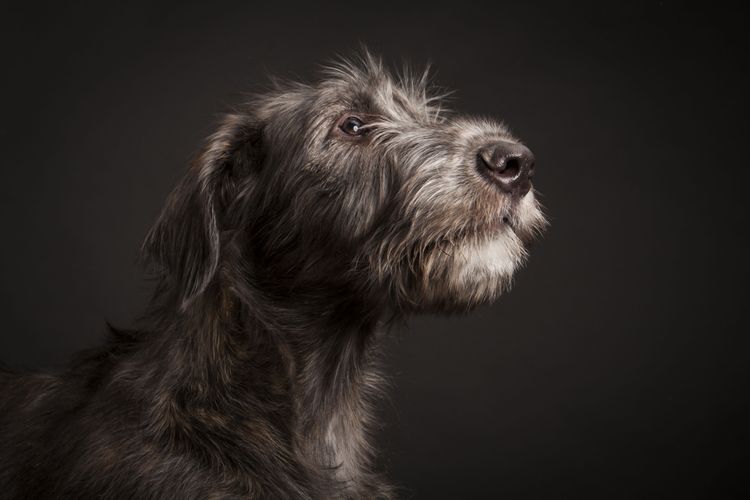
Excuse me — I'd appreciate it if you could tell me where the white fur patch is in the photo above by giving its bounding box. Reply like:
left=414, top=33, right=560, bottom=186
left=455, top=230, right=524, bottom=284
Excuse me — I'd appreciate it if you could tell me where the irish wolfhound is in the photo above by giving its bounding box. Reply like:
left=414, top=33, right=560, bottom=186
left=0, top=52, right=545, bottom=498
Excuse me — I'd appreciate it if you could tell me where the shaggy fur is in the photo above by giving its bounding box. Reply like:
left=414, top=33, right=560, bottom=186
left=0, top=53, right=546, bottom=499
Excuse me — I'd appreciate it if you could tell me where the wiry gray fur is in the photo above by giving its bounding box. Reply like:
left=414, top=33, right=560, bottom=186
left=0, top=52, right=546, bottom=499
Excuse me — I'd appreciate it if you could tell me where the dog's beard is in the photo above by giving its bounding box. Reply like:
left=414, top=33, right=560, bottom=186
left=448, top=228, right=526, bottom=301
left=420, top=191, right=545, bottom=310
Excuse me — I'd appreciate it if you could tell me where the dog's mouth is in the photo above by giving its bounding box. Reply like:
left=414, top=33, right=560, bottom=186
left=501, top=214, right=514, bottom=229
left=494, top=193, right=545, bottom=245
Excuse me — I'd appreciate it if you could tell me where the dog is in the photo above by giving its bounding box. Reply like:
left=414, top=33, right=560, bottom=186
left=0, top=52, right=546, bottom=498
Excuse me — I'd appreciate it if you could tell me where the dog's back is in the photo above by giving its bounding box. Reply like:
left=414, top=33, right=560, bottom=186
left=0, top=340, right=228, bottom=498
left=0, top=365, right=72, bottom=497
left=0, top=348, right=130, bottom=497
left=0, top=367, right=60, bottom=432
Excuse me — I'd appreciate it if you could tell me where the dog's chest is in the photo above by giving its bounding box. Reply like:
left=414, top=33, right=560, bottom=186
left=323, top=406, right=368, bottom=483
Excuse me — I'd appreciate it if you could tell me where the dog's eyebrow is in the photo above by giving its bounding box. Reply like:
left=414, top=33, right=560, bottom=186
left=348, top=92, right=379, bottom=115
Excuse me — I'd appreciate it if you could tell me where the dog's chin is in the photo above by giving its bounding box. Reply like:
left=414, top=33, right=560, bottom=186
left=408, top=191, right=545, bottom=313
left=404, top=229, right=520, bottom=313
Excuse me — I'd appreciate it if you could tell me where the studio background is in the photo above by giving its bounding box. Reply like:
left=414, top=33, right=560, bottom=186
left=1, top=2, right=747, bottom=498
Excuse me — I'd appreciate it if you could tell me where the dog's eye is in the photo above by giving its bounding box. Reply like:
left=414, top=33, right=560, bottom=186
left=339, top=116, right=366, bottom=136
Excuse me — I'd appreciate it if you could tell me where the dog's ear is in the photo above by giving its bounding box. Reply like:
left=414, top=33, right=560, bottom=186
left=142, top=113, right=259, bottom=309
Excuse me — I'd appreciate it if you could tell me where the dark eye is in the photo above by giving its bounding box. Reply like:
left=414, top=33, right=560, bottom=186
left=339, top=116, right=366, bottom=136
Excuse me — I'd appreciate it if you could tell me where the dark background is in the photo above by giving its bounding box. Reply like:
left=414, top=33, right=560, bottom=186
left=1, top=1, right=748, bottom=498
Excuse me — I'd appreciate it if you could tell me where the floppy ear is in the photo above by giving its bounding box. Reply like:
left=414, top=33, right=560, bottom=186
left=142, top=113, right=258, bottom=309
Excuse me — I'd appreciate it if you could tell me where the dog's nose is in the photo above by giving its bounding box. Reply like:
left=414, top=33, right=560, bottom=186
left=477, top=141, right=535, bottom=196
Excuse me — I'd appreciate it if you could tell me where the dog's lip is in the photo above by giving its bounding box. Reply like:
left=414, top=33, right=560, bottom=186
left=495, top=207, right=535, bottom=244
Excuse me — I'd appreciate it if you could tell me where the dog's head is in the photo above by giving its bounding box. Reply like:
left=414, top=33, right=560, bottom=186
left=143, top=53, right=546, bottom=315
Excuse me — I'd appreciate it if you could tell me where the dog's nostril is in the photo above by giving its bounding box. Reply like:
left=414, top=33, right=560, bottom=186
left=501, top=158, right=520, bottom=179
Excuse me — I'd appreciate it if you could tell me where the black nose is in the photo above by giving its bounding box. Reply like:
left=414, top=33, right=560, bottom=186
left=477, top=141, right=535, bottom=196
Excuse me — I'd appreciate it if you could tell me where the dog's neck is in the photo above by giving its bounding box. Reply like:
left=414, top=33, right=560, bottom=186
left=241, top=284, right=387, bottom=486
left=144, top=278, right=389, bottom=492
